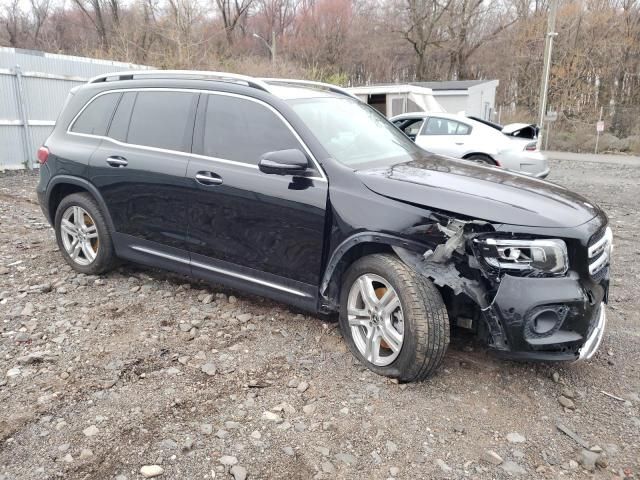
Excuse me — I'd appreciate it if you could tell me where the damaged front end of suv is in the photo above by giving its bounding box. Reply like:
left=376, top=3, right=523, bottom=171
left=393, top=211, right=611, bottom=361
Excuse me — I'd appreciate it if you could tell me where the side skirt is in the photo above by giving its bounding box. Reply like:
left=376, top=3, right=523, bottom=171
left=112, top=233, right=319, bottom=312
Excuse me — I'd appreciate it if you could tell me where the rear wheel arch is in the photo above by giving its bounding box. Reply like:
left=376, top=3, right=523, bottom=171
left=462, top=153, right=498, bottom=165
left=320, top=233, right=426, bottom=310
left=47, top=176, right=115, bottom=232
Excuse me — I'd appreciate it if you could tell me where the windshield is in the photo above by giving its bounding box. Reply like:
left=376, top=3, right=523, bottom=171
left=287, top=97, right=421, bottom=167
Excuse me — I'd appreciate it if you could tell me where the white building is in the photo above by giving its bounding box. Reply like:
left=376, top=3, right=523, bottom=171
left=347, top=84, right=445, bottom=118
left=411, top=80, right=499, bottom=120
left=348, top=80, right=499, bottom=121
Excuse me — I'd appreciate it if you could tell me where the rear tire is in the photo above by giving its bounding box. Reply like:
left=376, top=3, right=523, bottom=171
left=339, top=254, right=449, bottom=382
left=54, top=193, right=117, bottom=275
left=465, top=154, right=495, bottom=165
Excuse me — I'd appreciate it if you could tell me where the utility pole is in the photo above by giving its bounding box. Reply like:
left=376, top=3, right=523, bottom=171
left=595, top=106, right=604, bottom=154
left=536, top=0, right=559, bottom=151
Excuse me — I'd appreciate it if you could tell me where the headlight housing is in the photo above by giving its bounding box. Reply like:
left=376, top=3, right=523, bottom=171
left=474, top=238, right=569, bottom=276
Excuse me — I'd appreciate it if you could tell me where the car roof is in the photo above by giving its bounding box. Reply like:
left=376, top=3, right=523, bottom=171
left=268, top=84, right=343, bottom=100
left=85, top=70, right=351, bottom=101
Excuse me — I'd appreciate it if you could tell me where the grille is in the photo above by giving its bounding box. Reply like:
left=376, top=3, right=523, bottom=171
left=588, top=227, right=612, bottom=277
left=588, top=228, right=606, bottom=247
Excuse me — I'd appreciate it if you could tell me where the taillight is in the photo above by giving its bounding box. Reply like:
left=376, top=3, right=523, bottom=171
left=525, top=142, right=537, bottom=152
left=37, top=146, right=49, bottom=165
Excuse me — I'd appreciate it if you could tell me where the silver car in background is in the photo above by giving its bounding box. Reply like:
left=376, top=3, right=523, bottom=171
left=390, top=112, right=549, bottom=178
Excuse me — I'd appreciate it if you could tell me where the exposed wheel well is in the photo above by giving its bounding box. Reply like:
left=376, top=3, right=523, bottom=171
left=323, top=242, right=394, bottom=310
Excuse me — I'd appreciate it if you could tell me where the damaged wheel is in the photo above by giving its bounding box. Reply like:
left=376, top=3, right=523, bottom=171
left=339, top=254, right=449, bottom=382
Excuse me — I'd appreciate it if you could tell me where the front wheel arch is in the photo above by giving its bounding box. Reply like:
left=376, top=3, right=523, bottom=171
left=320, top=233, right=427, bottom=311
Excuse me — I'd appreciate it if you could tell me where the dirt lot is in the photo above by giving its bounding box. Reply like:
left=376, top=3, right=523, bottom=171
left=1, top=158, right=638, bottom=480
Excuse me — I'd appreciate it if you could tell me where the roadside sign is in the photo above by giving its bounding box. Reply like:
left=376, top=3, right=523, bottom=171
left=596, top=121, right=605, bottom=133
left=544, top=111, right=558, bottom=122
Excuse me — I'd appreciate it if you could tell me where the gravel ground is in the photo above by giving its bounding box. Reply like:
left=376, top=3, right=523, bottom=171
left=0, top=159, right=638, bottom=480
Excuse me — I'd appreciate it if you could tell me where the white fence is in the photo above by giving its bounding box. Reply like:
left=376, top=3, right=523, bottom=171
left=0, top=47, right=150, bottom=170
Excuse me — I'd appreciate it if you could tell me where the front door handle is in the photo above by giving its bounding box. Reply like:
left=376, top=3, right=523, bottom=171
left=455, top=142, right=465, bottom=146
left=195, top=172, right=223, bottom=186
left=106, top=156, right=128, bottom=167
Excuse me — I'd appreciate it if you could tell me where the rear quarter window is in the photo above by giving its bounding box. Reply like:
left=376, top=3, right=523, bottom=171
left=70, top=92, right=121, bottom=136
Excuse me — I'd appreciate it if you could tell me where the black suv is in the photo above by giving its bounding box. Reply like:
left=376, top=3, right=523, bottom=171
left=36, top=71, right=611, bottom=382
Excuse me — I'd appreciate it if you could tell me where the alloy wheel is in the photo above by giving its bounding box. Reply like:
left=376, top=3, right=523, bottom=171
left=347, top=273, right=405, bottom=366
left=60, top=205, right=99, bottom=266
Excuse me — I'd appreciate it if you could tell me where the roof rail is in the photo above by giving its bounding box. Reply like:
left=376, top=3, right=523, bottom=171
left=87, top=70, right=272, bottom=93
left=260, top=78, right=357, bottom=99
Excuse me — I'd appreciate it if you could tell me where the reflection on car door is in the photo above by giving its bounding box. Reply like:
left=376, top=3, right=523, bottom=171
left=415, top=117, right=471, bottom=158
left=88, top=90, right=198, bottom=258
left=185, top=93, right=328, bottom=308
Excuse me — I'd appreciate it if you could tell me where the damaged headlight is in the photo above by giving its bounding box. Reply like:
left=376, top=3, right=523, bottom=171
left=475, top=238, right=569, bottom=275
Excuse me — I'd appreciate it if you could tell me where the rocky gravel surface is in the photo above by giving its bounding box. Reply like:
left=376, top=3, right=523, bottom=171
left=1, top=159, right=639, bottom=479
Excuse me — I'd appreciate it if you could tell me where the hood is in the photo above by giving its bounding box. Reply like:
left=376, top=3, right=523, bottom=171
left=356, top=154, right=599, bottom=228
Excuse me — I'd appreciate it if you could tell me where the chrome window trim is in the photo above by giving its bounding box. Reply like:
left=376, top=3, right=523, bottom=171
left=130, top=245, right=312, bottom=298
left=66, top=87, right=327, bottom=182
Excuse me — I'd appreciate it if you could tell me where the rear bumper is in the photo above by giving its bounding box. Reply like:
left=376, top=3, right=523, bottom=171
left=484, top=272, right=608, bottom=362
left=496, top=150, right=549, bottom=177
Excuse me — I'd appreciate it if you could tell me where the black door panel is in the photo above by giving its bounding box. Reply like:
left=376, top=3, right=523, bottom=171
left=186, top=158, right=327, bottom=286
left=90, top=143, right=193, bottom=250
left=187, top=93, right=328, bottom=287
left=88, top=90, right=199, bottom=251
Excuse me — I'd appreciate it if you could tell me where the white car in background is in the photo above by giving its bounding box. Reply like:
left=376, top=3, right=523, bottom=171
left=390, top=112, right=550, bottom=178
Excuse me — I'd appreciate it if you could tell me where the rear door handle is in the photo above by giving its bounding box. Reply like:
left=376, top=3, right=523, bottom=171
left=195, top=172, right=223, bottom=186
left=455, top=142, right=465, bottom=146
left=106, top=156, right=128, bottom=167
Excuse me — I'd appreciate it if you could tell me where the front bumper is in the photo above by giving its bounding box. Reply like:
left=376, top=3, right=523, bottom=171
left=577, top=302, right=606, bottom=361
left=484, top=272, right=608, bottom=361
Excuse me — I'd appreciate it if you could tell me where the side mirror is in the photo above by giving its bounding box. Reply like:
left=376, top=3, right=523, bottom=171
left=258, top=149, right=309, bottom=176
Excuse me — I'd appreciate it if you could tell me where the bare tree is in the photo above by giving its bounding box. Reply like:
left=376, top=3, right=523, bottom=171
left=445, top=0, right=517, bottom=79
left=71, top=0, right=111, bottom=50
left=215, top=0, right=254, bottom=46
left=2, top=0, right=25, bottom=47
left=400, top=0, right=452, bottom=79
left=29, top=0, right=51, bottom=46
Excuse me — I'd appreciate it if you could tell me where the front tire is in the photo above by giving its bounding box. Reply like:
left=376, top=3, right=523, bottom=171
left=339, top=254, right=449, bottom=382
left=54, top=193, right=117, bottom=275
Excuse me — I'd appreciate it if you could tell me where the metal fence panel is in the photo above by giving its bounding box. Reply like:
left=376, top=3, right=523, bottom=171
left=0, top=126, right=26, bottom=170
left=0, top=74, right=20, bottom=119
left=0, top=46, right=151, bottom=170
left=23, top=76, right=82, bottom=121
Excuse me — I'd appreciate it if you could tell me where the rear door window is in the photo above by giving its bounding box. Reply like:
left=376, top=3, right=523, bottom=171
left=70, top=92, right=121, bottom=136
left=423, top=117, right=472, bottom=136
left=197, top=94, right=301, bottom=165
left=125, top=91, right=198, bottom=153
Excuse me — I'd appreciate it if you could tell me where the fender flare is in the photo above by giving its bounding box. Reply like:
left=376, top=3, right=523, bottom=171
left=46, top=175, right=116, bottom=232
left=320, top=232, right=426, bottom=296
